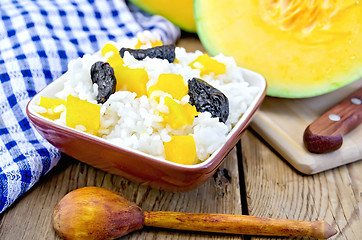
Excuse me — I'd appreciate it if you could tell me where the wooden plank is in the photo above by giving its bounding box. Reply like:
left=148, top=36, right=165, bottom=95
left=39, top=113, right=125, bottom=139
left=0, top=147, right=243, bottom=240
left=240, top=129, right=362, bottom=240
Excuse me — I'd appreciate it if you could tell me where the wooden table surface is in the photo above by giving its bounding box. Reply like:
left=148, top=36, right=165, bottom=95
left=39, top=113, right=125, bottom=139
left=1, top=35, right=361, bottom=240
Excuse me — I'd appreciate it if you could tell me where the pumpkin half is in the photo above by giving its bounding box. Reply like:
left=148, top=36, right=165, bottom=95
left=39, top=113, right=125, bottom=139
left=194, top=0, right=362, bottom=98
left=129, top=0, right=196, bottom=33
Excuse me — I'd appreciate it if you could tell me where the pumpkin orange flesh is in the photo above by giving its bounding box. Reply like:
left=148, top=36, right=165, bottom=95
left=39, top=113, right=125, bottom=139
left=129, top=0, right=196, bottom=33
left=194, top=0, right=362, bottom=98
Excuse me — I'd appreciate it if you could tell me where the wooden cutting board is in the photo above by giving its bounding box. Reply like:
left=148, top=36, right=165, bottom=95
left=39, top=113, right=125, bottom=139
left=250, top=78, right=362, bottom=175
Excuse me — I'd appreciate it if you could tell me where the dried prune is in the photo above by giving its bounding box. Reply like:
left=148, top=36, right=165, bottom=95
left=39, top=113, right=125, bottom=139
left=119, top=44, right=176, bottom=63
left=188, top=78, right=229, bottom=123
left=90, top=61, right=116, bottom=104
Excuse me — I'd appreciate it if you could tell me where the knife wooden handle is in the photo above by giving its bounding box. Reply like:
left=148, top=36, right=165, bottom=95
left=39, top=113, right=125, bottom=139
left=303, top=86, right=362, bottom=153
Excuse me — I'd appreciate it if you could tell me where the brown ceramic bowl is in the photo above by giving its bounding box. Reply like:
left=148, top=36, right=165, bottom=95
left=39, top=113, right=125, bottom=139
left=26, top=67, right=266, bottom=192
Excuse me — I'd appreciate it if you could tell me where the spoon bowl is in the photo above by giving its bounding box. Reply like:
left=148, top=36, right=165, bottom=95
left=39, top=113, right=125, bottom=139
left=53, top=187, right=143, bottom=240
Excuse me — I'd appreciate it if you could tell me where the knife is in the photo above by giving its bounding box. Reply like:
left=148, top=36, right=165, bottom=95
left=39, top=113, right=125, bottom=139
left=303, top=86, right=362, bottom=153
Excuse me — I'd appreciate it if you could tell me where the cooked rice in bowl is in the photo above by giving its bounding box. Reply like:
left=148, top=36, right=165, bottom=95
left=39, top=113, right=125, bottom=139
left=31, top=31, right=261, bottom=165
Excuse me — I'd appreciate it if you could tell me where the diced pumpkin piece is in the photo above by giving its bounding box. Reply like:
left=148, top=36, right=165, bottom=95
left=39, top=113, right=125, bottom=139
left=39, top=96, right=66, bottom=109
left=148, top=73, right=188, bottom=101
left=189, top=54, right=226, bottom=76
left=135, top=38, right=163, bottom=49
left=164, top=135, right=197, bottom=165
left=101, top=43, right=124, bottom=66
left=115, top=66, right=149, bottom=97
left=102, top=43, right=149, bottom=97
left=183, top=102, right=199, bottom=120
left=66, top=95, right=100, bottom=134
left=38, top=96, right=66, bottom=120
left=162, top=97, right=198, bottom=129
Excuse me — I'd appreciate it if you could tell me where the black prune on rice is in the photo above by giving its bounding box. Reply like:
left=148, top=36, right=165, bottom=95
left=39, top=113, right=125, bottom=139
left=188, top=78, right=229, bottom=123
left=90, top=61, right=116, bottom=104
left=119, top=44, right=176, bottom=63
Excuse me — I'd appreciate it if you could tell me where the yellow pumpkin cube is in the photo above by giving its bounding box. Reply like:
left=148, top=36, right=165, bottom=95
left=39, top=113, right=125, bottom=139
left=66, top=95, right=100, bottom=134
left=183, top=102, right=199, bottom=120
left=162, top=97, right=198, bottom=129
left=189, top=54, right=226, bottom=76
left=135, top=39, right=163, bottom=49
left=38, top=96, right=66, bottom=120
left=102, top=43, right=149, bottom=97
left=115, top=66, right=149, bottom=97
left=148, top=73, right=188, bottom=101
left=101, top=43, right=124, bottom=65
left=164, top=135, right=197, bottom=165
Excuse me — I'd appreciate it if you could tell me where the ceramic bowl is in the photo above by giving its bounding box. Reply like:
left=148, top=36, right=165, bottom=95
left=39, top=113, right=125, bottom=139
left=26, top=66, right=266, bottom=192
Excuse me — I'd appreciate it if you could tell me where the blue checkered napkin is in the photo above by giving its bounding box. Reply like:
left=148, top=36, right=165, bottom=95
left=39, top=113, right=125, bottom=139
left=0, top=0, right=180, bottom=213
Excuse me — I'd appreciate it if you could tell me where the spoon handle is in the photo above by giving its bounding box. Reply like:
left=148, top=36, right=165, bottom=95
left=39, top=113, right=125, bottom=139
left=303, top=86, right=362, bottom=153
left=144, top=211, right=337, bottom=239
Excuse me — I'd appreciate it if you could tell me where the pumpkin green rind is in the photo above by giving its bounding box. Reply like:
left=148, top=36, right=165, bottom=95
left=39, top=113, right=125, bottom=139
left=194, top=0, right=362, bottom=98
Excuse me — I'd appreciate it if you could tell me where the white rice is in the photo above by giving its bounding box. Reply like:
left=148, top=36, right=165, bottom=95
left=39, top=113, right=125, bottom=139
left=40, top=31, right=260, bottom=163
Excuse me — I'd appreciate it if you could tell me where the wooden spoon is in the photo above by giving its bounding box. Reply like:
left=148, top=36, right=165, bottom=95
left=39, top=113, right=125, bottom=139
left=53, top=187, right=337, bottom=239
